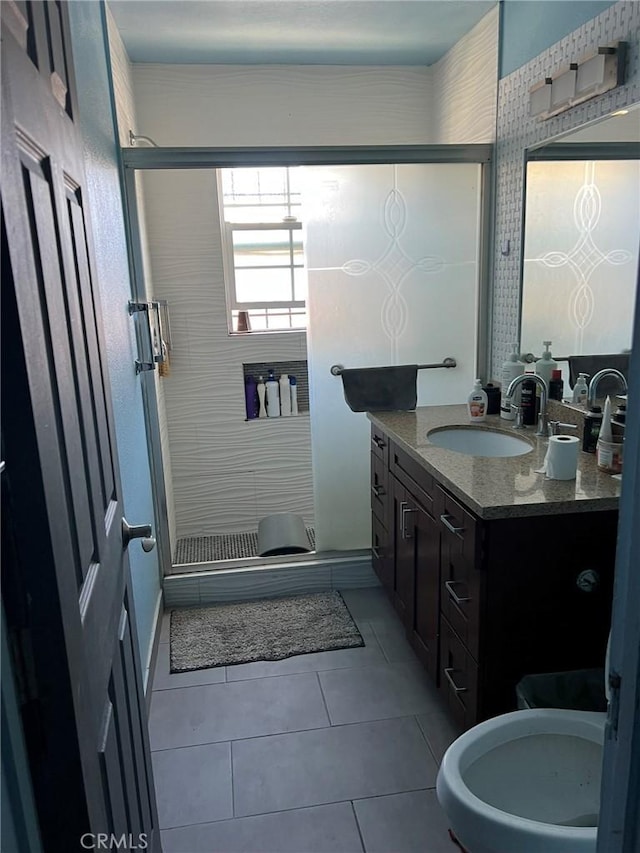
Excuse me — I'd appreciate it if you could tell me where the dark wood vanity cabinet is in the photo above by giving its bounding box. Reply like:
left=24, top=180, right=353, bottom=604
left=370, top=423, right=618, bottom=731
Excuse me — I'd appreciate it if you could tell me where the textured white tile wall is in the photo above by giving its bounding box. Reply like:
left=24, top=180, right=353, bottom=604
left=132, top=65, right=433, bottom=147
left=106, top=10, right=178, bottom=557
left=492, top=0, right=640, bottom=379
left=431, top=5, right=500, bottom=144
left=141, top=169, right=313, bottom=539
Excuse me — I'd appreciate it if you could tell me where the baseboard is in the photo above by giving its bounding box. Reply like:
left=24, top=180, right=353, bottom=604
left=163, top=550, right=379, bottom=608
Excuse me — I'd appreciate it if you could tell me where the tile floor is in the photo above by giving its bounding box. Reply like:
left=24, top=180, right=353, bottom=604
left=149, top=587, right=462, bottom=853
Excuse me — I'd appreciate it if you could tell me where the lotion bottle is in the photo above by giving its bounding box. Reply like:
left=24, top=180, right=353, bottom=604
left=468, top=379, right=487, bottom=423
left=266, top=369, right=280, bottom=417
left=257, top=376, right=267, bottom=418
left=279, top=373, right=291, bottom=416
left=500, top=343, right=525, bottom=420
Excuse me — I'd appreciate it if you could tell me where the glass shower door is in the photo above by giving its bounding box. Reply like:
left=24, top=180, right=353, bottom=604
left=303, top=162, right=482, bottom=551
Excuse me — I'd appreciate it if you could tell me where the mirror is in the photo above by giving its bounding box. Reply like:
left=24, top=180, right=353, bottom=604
left=520, top=105, right=640, bottom=371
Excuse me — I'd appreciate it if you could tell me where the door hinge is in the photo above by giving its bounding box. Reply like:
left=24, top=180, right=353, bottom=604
left=606, top=669, right=621, bottom=739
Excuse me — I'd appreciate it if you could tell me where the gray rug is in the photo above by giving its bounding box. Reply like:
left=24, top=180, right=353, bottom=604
left=170, top=590, right=364, bottom=672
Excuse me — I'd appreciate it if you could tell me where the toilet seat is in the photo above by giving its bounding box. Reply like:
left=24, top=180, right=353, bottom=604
left=436, top=708, right=606, bottom=853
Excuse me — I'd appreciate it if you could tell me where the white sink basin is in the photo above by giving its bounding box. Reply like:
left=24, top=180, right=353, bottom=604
left=427, top=426, right=533, bottom=457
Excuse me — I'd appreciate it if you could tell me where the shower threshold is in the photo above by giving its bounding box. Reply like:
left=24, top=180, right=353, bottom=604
left=170, top=528, right=316, bottom=575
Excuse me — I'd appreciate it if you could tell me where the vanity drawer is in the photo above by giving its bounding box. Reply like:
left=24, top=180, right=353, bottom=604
left=371, top=424, right=389, bottom=467
left=371, top=512, right=393, bottom=595
left=440, top=616, right=479, bottom=731
left=390, top=442, right=435, bottom=517
left=371, top=450, right=389, bottom=525
left=438, top=486, right=481, bottom=660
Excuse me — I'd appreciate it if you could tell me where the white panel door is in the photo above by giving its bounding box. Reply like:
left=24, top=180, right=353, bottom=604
left=304, top=163, right=481, bottom=551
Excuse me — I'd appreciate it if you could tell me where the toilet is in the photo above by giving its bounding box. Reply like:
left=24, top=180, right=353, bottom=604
left=436, top=648, right=610, bottom=853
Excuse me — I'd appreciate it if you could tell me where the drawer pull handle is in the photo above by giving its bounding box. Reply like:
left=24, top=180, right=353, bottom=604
left=371, top=484, right=386, bottom=498
left=401, top=504, right=416, bottom=539
left=373, top=436, right=386, bottom=449
left=440, top=513, right=464, bottom=536
left=372, top=546, right=381, bottom=559
left=445, top=580, right=471, bottom=605
left=444, top=667, right=467, bottom=694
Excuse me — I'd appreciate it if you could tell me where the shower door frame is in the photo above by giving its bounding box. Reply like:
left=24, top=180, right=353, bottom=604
left=119, top=145, right=493, bottom=573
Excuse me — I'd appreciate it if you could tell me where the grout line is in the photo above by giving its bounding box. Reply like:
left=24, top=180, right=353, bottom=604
left=350, top=801, right=367, bottom=853
left=229, top=740, right=235, bottom=817
left=149, top=712, right=431, bottom=753
left=414, top=714, right=441, bottom=766
left=315, top=671, right=333, bottom=726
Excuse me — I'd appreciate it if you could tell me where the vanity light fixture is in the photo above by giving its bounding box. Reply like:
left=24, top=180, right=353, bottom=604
left=529, top=42, right=626, bottom=120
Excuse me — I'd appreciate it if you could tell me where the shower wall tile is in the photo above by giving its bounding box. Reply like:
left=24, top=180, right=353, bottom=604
left=139, top=169, right=314, bottom=542
left=491, top=1, right=640, bottom=379
left=254, top=465, right=315, bottom=528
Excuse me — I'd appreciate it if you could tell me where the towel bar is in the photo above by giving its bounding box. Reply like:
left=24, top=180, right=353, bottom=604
left=330, top=357, right=456, bottom=376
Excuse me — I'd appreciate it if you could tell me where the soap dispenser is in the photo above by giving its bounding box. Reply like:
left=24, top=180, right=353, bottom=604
left=468, top=379, right=488, bottom=423
left=535, top=341, right=557, bottom=387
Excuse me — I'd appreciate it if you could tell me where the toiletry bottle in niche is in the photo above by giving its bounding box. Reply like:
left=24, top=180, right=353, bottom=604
left=257, top=376, right=267, bottom=418
left=266, top=369, right=280, bottom=417
left=520, top=375, right=538, bottom=425
left=549, top=369, right=564, bottom=402
left=467, top=379, right=487, bottom=423
left=244, top=375, right=258, bottom=420
left=582, top=405, right=602, bottom=453
left=279, top=373, right=291, bottom=416
left=290, top=376, right=299, bottom=415
left=500, top=343, right=525, bottom=420
left=572, top=373, right=589, bottom=406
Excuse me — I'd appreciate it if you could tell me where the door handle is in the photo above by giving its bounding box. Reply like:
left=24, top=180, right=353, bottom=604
left=122, top=518, right=156, bottom=552
left=444, top=667, right=467, bottom=693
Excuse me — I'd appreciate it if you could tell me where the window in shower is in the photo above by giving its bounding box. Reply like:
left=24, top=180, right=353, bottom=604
left=219, top=166, right=308, bottom=332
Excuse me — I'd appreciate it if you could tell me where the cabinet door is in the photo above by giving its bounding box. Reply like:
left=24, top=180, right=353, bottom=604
left=412, top=505, right=441, bottom=680
left=371, top=450, right=389, bottom=527
left=392, top=478, right=415, bottom=628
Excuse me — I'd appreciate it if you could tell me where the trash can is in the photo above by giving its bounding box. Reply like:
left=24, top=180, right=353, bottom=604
left=516, top=668, right=607, bottom=712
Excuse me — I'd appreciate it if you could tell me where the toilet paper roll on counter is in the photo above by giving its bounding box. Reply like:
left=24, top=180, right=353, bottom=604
left=537, top=435, right=580, bottom=480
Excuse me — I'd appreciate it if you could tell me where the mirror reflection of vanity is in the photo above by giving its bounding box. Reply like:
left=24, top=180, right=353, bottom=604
left=519, top=104, right=640, bottom=391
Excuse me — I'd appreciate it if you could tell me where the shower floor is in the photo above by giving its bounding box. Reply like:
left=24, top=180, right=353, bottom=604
left=174, top=528, right=316, bottom=566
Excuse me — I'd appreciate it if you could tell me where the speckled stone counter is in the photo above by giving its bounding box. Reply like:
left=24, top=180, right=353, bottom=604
left=367, top=405, right=621, bottom=519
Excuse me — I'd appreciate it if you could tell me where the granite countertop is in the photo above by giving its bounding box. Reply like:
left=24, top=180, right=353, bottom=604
left=368, top=405, right=621, bottom=520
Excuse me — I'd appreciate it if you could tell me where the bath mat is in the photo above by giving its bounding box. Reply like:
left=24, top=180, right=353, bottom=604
left=170, top=590, right=363, bottom=672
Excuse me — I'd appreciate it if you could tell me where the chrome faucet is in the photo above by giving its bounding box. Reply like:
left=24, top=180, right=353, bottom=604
left=506, top=374, right=549, bottom=437
left=587, top=369, right=628, bottom=407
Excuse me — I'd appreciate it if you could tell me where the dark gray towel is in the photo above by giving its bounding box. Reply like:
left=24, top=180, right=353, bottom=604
left=339, top=365, right=418, bottom=412
left=568, top=354, right=629, bottom=395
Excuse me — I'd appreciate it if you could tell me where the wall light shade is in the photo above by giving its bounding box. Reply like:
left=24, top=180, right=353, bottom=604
left=529, top=80, right=552, bottom=117
left=529, top=42, right=626, bottom=121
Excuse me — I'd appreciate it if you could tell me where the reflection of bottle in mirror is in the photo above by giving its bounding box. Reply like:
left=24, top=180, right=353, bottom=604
left=549, top=369, right=564, bottom=401
left=572, top=373, right=589, bottom=406
left=520, top=376, right=538, bottom=425
left=500, top=343, right=525, bottom=419
left=290, top=376, right=299, bottom=416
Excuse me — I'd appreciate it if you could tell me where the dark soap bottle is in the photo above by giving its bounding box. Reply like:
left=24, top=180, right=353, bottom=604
left=582, top=406, right=603, bottom=453
left=549, top=369, right=564, bottom=401
left=520, top=377, right=538, bottom=425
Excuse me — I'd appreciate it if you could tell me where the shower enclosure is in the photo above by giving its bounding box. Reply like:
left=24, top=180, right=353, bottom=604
left=120, top=147, right=490, bottom=576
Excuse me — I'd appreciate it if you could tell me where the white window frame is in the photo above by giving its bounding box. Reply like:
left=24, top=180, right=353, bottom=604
left=217, top=169, right=307, bottom=334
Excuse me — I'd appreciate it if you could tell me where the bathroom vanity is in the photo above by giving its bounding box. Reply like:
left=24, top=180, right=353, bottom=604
left=369, top=406, right=621, bottom=730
